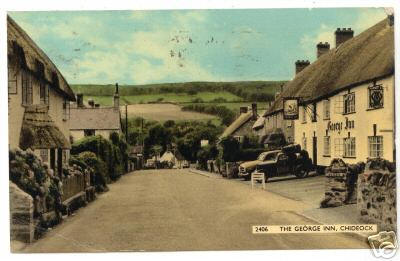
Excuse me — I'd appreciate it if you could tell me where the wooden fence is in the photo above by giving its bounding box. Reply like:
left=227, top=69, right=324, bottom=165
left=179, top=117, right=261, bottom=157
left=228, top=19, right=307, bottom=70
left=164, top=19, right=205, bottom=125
left=61, top=174, right=87, bottom=202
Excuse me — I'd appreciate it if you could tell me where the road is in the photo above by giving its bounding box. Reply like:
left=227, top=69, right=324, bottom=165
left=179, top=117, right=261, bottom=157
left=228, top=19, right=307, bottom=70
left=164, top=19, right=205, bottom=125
left=21, top=169, right=368, bottom=252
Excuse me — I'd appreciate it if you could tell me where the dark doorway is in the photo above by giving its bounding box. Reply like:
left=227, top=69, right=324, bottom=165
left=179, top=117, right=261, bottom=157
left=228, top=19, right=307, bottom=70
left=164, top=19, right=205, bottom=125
left=57, top=149, right=63, bottom=177
left=50, top=149, right=55, bottom=170
left=312, top=136, right=317, bottom=166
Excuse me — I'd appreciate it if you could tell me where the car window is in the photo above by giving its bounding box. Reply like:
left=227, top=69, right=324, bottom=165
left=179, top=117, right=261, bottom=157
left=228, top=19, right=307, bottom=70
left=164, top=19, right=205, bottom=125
left=278, top=154, right=288, bottom=161
left=265, top=152, right=277, bottom=161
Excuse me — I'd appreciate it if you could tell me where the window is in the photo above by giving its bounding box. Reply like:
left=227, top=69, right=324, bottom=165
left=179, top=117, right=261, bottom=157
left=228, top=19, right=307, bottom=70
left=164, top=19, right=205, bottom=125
left=323, top=100, right=330, bottom=120
left=40, top=149, right=48, bottom=162
left=334, top=138, right=344, bottom=157
left=334, top=95, right=343, bottom=114
left=310, top=103, right=317, bottom=122
left=40, top=83, right=49, bottom=105
left=368, top=136, right=383, bottom=158
left=302, top=137, right=307, bottom=151
left=344, top=137, right=356, bottom=157
left=323, top=136, right=331, bottom=156
left=343, top=93, right=355, bottom=114
left=84, top=129, right=95, bottom=136
left=302, top=106, right=307, bottom=123
left=8, top=66, right=17, bottom=94
left=21, top=70, right=32, bottom=105
left=63, top=99, right=70, bottom=120
left=368, top=84, right=384, bottom=109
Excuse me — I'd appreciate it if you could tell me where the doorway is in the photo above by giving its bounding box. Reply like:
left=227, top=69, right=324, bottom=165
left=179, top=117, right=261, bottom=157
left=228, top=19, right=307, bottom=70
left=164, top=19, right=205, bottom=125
left=312, top=136, right=317, bottom=166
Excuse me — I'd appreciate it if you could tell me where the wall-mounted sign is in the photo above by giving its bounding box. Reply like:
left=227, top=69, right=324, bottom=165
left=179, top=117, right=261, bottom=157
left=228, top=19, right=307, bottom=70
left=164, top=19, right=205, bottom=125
left=368, top=83, right=384, bottom=109
left=283, top=97, right=299, bottom=120
left=326, top=117, right=355, bottom=133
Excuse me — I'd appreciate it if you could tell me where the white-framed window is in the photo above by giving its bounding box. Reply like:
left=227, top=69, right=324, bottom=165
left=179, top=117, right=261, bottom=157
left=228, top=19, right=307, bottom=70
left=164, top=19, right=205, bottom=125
left=323, top=99, right=330, bottom=120
left=344, top=137, right=356, bottom=157
left=323, top=136, right=331, bottom=156
left=40, top=149, right=48, bottom=162
left=334, top=138, right=344, bottom=157
left=21, top=70, right=33, bottom=105
left=63, top=99, right=70, bottom=120
left=311, top=103, right=317, bottom=122
left=286, top=120, right=292, bottom=128
left=8, top=65, right=17, bottom=94
left=302, top=106, right=307, bottom=123
left=302, top=137, right=307, bottom=151
left=343, top=92, right=355, bottom=114
left=368, top=136, right=383, bottom=158
left=334, top=95, right=343, bottom=114
left=40, top=83, right=49, bottom=105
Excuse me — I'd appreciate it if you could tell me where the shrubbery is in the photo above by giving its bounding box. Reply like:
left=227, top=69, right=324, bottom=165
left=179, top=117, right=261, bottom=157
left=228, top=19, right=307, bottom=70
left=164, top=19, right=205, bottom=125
left=71, top=133, right=128, bottom=181
left=70, top=152, right=108, bottom=192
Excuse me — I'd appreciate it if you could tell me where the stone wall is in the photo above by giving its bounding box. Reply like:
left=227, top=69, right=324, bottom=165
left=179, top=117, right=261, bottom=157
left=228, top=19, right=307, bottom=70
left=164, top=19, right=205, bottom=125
left=357, top=158, right=396, bottom=232
left=9, top=181, right=34, bottom=243
left=320, top=158, right=362, bottom=208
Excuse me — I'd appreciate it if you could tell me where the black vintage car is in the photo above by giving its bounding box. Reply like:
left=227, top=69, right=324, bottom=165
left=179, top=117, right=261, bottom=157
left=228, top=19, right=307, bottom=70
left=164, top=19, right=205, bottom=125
left=255, top=144, right=312, bottom=181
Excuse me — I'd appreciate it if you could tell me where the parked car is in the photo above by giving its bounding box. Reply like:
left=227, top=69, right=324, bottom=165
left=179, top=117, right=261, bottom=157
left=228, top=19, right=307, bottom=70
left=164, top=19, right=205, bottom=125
left=145, top=159, right=157, bottom=169
left=239, top=150, right=281, bottom=180
left=182, top=162, right=190, bottom=168
left=255, top=145, right=312, bottom=181
left=263, top=132, right=287, bottom=151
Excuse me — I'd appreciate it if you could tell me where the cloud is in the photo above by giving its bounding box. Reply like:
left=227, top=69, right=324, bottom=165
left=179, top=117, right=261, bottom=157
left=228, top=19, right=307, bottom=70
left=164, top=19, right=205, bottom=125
left=69, top=11, right=218, bottom=84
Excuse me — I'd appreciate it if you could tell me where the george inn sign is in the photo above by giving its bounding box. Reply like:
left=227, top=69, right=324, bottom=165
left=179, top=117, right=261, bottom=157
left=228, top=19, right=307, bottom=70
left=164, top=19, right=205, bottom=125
left=326, top=117, right=355, bottom=133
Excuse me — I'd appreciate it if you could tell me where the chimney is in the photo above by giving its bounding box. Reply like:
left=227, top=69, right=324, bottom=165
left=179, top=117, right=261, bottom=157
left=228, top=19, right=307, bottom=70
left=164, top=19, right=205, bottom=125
left=316, top=42, right=330, bottom=58
left=335, top=28, right=354, bottom=47
left=95, top=103, right=100, bottom=108
left=88, top=98, right=94, bottom=108
left=275, top=92, right=281, bottom=101
left=239, top=106, right=248, bottom=114
left=295, top=60, right=310, bottom=74
left=114, top=83, right=120, bottom=109
left=76, top=93, right=84, bottom=108
left=251, top=103, right=257, bottom=120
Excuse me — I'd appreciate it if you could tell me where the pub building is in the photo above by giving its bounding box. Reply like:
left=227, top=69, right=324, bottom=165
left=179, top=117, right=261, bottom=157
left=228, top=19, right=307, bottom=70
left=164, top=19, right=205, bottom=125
left=265, top=17, right=394, bottom=169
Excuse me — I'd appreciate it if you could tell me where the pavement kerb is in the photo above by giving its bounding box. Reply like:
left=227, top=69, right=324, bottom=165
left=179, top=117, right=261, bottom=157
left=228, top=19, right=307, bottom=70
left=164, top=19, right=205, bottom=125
left=188, top=168, right=371, bottom=244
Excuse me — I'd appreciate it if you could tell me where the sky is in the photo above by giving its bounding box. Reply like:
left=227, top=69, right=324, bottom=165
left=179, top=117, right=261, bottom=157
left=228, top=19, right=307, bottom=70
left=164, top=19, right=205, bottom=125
left=8, top=8, right=387, bottom=85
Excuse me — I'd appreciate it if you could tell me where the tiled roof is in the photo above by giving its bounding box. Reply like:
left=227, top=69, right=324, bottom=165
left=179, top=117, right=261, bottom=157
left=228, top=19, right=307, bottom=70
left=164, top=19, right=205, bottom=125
left=69, top=107, right=121, bottom=130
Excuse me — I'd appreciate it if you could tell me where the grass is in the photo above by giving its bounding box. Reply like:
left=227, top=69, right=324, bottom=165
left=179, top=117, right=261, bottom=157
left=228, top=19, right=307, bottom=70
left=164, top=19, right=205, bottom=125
left=186, top=102, right=270, bottom=113
left=83, top=92, right=242, bottom=106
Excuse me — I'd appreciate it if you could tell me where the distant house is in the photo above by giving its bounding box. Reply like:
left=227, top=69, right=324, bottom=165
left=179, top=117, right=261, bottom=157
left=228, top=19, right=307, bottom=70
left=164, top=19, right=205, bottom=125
left=69, top=84, right=121, bottom=143
left=7, top=16, right=76, bottom=177
left=219, top=103, right=259, bottom=142
left=160, top=150, right=186, bottom=168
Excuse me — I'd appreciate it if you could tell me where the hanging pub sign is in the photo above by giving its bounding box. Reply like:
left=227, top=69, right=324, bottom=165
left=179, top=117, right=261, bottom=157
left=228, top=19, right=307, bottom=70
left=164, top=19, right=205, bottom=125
left=283, top=97, right=300, bottom=120
left=368, top=83, right=384, bottom=109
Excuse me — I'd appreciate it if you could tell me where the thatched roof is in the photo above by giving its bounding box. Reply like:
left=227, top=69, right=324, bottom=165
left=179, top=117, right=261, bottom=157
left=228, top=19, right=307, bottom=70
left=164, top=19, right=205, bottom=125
left=264, top=18, right=394, bottom=117
left=69, top=107, right=121, bottom=130
left=19, top=105, right=71, bottom=150
left=7, top=16, right=75, bottom=101
left=219, top=111, right=253, bottom=139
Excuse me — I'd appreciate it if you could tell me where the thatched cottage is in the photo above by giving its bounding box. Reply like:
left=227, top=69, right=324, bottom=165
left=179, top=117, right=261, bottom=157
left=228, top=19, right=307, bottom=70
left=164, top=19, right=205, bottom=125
left=69, top=84, right=121, bottom=142
left=219, top=103, right=260, bottom=142
left=261, top=17, right=394, bottom=168
left=7, top=16, right=76, bottom=176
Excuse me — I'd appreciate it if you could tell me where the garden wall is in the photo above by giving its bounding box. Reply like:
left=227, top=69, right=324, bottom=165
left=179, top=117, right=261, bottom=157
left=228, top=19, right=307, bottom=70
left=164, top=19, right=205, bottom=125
left=357, top=158, right=396, bottom=231
left=9, top=181, right=34, bottom=243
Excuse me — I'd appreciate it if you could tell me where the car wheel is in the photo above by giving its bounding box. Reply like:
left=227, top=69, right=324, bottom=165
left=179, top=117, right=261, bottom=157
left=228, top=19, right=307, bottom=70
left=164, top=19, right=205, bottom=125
left=295, top=167, right=309, bottom=178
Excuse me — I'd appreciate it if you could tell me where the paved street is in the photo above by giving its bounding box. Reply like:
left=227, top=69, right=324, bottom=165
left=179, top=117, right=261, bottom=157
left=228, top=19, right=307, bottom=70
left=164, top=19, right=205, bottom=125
left=21, top=169, right=368, bottom=252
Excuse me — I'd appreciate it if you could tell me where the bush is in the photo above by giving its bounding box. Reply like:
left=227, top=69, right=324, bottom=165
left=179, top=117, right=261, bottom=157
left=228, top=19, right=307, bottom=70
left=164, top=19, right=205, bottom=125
left=73, top=152, right=108, bottom=192
left=71, top=134, right=128, bottom=181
